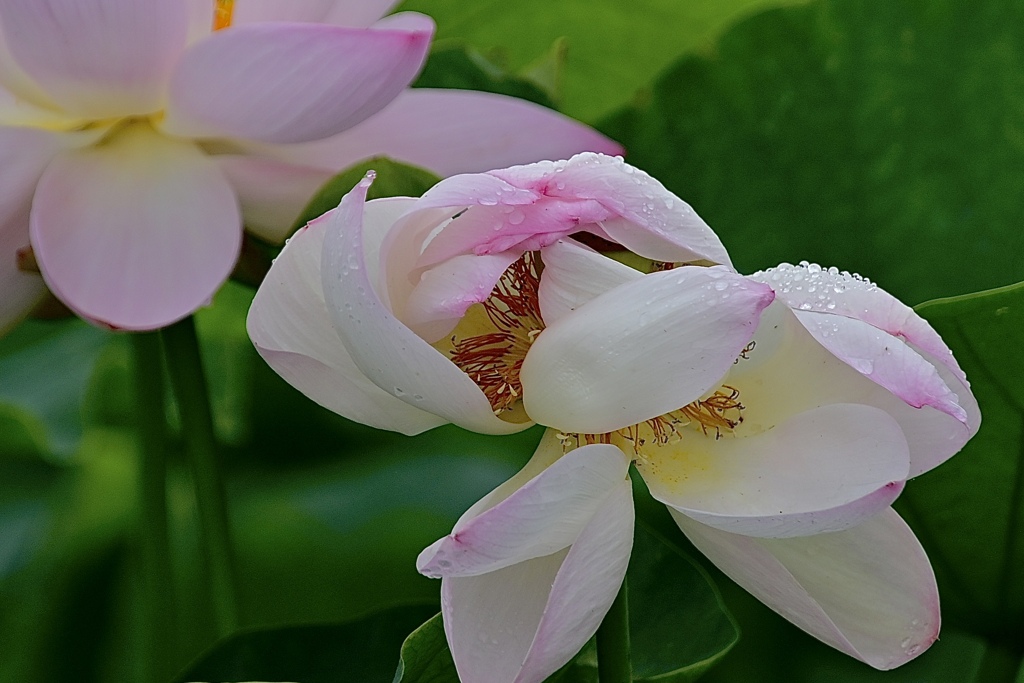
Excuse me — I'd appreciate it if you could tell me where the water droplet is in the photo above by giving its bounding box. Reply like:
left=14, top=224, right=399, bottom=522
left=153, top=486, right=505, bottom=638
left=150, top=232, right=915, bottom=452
left=900, top=637, right=912, bottom=649
left=394, top=387, right=405, bottom=396
left=508, top=209, right=526, bottom=225
left=714, top=280, right=729, bottom=291
left=663, top=196, right=674, bottom=209
left=480, top=196, right=498, bottom=206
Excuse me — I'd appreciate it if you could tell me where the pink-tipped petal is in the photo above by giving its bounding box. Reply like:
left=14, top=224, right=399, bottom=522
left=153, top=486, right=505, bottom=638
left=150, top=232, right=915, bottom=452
left=674, top=508, right=941, bottom=670
left=644, top=403, right=909, bottom=538
left=216, top=155, right=332, bottom=244
left=521, top=267, right=774, bottom=434
left=537, top=238, right=642, bottom=325
left=0, top=0, right=188, bottom=119
left=751, top=263, right=965, bottom=382
left=794, top=311, right=967, bottom=423
left=730, top=302, right=974, bottom=479
left=247, top=196, right=446, bottom=435
left=164, top=16, right=434, bottom=144
left=439, top=476, right=633, bottom=683
left=417, top=442, right=630, bottom=578
left=246, top=88, right=623, bottom=177
left=489, top=153, right=731, bottom=266
left=30, top=124, right=240, bottom=330
left=320, top=175, right=528, bottom=435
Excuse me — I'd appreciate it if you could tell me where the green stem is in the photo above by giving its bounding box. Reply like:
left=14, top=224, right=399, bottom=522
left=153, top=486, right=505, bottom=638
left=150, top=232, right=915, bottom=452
left=131, top=332, right=176, bottom=682
left=161, top=316, right=240, bottom=636
left=596, top=577, right=632, bottom=683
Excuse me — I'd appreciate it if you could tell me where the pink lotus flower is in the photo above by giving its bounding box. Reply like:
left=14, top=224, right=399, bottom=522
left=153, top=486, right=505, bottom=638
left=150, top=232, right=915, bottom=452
left=0, top=0, right=620, bottom=332
left=246, top=153, right=979, bottom=681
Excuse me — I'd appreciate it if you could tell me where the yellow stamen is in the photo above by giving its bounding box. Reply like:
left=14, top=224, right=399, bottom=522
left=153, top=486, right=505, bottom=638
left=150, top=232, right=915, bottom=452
left=560, top=386, right=746, bottom=454
left=213, top=0, right=235, bottom=31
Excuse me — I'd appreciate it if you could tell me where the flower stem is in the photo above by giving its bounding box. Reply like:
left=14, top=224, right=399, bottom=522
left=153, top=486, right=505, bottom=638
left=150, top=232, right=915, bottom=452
left=160, top=316, right=240, bottom=636
left=131, top=331, right=176, bottom=682
left=596, top=577, right=632, bottom=683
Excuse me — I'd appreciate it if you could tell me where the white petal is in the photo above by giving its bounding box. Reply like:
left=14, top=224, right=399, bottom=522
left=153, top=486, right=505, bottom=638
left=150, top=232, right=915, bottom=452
left=417, top=441, right=630, bottom=577
left=643, top=403, right=909, bottom=538
left=247, top=196, right=446, bottom=435
left=521, top=267, right=774, bottom=433
left=440, top=478, right=633, bottom=683
left=321, top=175, right=528, bottom=434
left=537, top=238, right=642, bottom=325
left=675, top=508, right=941, bottom=670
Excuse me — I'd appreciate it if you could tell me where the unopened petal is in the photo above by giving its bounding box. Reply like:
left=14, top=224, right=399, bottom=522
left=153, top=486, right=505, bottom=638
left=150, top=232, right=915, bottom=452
left=537, top=238, right=642, bottom=325
left=674, top=508, right=941, bottom=670
left=320, top=175, right=527, bottom=434
left=0, top=0, right=188, bottom=118
left=216, top=155, right=332, bottom=244
left=440, top=477, right=633, bottom=683
left=521, top=267, right=774, bottom=433
left=645, top=403, right=909, bottom=538
left=164, top=16, right=433, bottom=144
left=30, top=124, right=240, bottom=330
left=417, top=442, right=630, bottom=578
left=247, top=197, right=446, bottom=435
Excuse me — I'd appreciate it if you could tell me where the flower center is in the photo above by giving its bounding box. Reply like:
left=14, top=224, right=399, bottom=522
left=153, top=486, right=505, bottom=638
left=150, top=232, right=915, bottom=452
left=213, top=0, right=235, bottom=31
left=444, top=252, right=544, bottom=420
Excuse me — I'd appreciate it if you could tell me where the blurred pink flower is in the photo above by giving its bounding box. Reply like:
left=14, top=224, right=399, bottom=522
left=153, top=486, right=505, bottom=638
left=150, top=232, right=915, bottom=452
left=0, top=0, right=620, bottom=332
left=247, top=154, right=979, bottom=681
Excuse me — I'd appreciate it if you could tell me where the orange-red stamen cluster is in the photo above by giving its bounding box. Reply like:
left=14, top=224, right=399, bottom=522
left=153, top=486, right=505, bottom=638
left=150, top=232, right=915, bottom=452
left=449, top=252, right=544, bottom=415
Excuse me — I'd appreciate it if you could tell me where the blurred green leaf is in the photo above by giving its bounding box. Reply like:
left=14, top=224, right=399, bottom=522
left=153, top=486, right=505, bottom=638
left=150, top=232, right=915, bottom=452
left=393, top=613, right=459, bottom=683
left=176, top=604, right=439, bottom=683
left=398, top=0, right=810, bottom=122
left=288, top=157, right=442, bottom=235
left=896, top=282, right=1024, bottom=649
left=601, top=0, right=1024, bottom=304
left=570, top=523, right=738, bottom=682
left=0, top=320, right=110, bottom=457
left=416, top=41, right=558, bottom=108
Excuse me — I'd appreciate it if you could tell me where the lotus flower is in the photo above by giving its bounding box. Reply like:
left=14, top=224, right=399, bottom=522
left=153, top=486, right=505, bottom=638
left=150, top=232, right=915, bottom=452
left=247, top=153, right=979, bottom=681
left=0, top=0, right=619, bottom=332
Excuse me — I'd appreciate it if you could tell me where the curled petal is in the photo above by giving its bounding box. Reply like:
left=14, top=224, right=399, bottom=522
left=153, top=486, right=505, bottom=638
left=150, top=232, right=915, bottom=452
left=521, top=267, right=774, bottom=434
left=674, top=508, right=941, bottom=670
left=30, top=124, right=240, bottom=330
left=729, top=302, right=975, bottom=479
left=751, top=263, right=965, bottom=382
left=537, top=238, right=642, bottom=325
left=0, top=0, right=188, bottom=118
left=320, top=174, right=527, bottom=435
left=247, top=196, right=446, bottom=435
left=164, top=16, right=434, bottom=144
left=440, top=473, right=633, bottom=683
left=644, top=403, right=909, bottom=538
left=403, top=251, right=520, bottom=343
left=489, top=153, right=732, bottom=266
left=794, top=311, right=967, bottom=423
left=215, top=155, right=332, bottom=244
left=418, top=441, right=630, bottom=577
